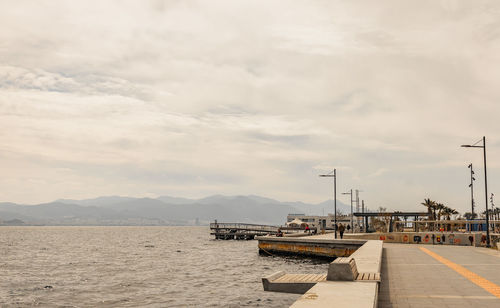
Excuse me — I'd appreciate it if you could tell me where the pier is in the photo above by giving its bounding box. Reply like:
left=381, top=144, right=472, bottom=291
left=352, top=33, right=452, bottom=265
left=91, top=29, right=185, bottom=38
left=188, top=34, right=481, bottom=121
left=258, top=236, right=364, bottom=259
left=260, top=232, right=500, bottom=307
left=210, top=222, right=280, bottom=240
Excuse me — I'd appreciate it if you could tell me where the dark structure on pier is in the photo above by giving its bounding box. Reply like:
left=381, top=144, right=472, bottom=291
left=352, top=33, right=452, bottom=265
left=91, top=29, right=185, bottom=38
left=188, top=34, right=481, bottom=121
left=210, top=222, right=280, bottom=240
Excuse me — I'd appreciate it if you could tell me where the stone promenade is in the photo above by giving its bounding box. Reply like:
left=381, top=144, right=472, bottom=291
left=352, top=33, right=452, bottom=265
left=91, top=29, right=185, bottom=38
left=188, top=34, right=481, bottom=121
left=379, top=243, right=500, bottom=307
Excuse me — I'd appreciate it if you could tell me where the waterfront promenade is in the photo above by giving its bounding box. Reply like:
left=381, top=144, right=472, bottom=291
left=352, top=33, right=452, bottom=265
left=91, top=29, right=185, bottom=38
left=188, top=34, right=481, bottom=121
left=307, top=233, right=500, bottom=306
left=379, top=243, right=500, bottom=307
left=260, top=232, right=500, bottom=307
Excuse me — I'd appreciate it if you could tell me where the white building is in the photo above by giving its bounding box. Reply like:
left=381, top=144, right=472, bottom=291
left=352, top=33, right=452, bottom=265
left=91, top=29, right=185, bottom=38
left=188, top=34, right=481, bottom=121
left=286, top=213, right=352, bottom=230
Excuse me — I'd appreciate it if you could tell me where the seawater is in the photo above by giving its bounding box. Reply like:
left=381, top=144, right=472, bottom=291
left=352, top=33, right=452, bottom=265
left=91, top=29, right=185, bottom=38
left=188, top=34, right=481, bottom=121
left=0, top=226, right=328, bottom=307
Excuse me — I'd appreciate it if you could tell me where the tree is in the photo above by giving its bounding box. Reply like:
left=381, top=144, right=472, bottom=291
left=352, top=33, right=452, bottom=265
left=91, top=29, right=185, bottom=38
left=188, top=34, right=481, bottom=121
left=464, top=212, right=477, bottom=220
left=435, top=203, right=445, bottom=221
left=421, top=199, right=436, bottom=220
left=421, top=198, right=437, bottom=231
left=440, top=206, right=458, bottom=231
left=495, top=208, right=500, bottom=220
left=372, top=207, right=390, bottom=232
left=441, top=206, right=458, bottom=220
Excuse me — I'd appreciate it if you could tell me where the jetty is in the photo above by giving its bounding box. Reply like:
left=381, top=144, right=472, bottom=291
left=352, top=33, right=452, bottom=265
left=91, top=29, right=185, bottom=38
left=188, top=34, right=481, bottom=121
left=210, top=222, right=281, bottom=240
left=259, top=231, right=500, bottom=307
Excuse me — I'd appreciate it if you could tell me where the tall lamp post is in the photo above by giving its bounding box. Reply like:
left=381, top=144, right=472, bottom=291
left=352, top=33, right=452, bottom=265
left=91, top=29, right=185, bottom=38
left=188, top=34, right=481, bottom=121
left=355, top=189, right=364, bottom=231
left=342, top=189, right=354, bottom=233
left=462, top=136, right=490, bottom=247
left=319, top=169, right=337, bottom=238
left=490, top=193, right=495, bottom=222
left=468, top=163, right=475, bottom=218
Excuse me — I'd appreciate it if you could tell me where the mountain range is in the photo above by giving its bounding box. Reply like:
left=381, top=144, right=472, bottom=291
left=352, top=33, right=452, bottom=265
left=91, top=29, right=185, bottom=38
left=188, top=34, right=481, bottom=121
left=0, top=195, right=350, bottom=226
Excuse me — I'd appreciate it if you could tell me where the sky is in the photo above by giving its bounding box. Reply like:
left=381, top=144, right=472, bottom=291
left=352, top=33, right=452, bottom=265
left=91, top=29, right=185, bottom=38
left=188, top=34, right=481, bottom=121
left=1, top=0, right=500, bottom=214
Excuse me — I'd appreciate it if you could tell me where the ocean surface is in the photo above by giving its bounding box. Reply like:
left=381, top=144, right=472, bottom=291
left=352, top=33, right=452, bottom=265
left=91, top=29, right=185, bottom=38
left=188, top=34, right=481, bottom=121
left=0, top=226, right=329, bottom=307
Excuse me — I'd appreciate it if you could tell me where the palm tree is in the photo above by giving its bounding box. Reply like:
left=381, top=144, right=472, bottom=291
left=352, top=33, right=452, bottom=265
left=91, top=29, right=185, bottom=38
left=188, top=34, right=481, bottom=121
left=450, top=208, right=459, bottom=219
left=464, top=212, right=477, bottom=220
left=421, top=199, right=435, bottom=220
left=441, top=206, right=458, bottom=220
left=441, top=206, right=458, bottom=231
left=421, top=198, right=436, bottom=230
left=435, top=203, right=446, bottom=221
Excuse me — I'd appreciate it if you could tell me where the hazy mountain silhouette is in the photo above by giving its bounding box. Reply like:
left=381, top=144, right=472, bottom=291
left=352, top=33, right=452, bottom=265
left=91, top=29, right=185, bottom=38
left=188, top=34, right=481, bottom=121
left=0, top=195, right=350, bottom=226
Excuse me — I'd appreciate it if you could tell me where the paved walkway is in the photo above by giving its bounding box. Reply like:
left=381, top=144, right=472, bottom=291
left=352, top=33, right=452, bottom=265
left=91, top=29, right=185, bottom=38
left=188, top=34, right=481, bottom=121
left=379, top=243, right=500, bottom=307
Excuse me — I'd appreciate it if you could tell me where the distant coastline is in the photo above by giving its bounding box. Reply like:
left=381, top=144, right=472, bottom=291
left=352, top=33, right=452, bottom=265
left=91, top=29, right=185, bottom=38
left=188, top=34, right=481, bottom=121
left=0, top=195, right=349, bottom=227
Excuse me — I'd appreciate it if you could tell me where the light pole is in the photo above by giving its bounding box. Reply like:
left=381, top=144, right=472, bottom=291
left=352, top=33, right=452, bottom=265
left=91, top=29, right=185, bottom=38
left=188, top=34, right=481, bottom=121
left=355, top=189, right=364, bottom=231
left=319, top=169, right=337, bottom=238
left=490, top=193, right=495, bottom=222
left=342, top=189, right=354, bottom=233
left=468, top=163, right=475, bottom=218
left=462, top=136, right=490, bottom=247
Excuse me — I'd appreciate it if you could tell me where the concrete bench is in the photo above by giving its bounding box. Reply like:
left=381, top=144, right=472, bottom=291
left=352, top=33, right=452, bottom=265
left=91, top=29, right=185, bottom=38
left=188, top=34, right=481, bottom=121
left=262, top=240, right=383, bottom=295
left=327, top=240, right=383, bottom=282
left=290, top=240, right=382, bottom=307
left=290, top=281, right=378, bottom=308
left=262, top=271, right=327, bottom=294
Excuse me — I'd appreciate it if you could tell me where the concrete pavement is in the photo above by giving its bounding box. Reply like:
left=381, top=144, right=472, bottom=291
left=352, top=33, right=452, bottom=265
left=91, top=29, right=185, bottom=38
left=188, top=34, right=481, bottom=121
left=379, top=243, right=500, bottom=307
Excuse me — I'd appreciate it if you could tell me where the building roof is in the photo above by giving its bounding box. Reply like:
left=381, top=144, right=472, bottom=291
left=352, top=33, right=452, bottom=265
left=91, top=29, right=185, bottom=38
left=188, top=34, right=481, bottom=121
left=353, top=212, right=428, bottom=217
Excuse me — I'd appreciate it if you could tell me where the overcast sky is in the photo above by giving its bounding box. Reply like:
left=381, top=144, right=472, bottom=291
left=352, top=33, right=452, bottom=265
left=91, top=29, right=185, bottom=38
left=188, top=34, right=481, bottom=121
left=1, top=0, right=500, bottom=213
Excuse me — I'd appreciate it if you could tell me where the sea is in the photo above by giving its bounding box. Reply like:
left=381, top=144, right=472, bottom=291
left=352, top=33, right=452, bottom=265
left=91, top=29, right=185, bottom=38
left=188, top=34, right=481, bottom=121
left=0, top=226, right=329, bottom=307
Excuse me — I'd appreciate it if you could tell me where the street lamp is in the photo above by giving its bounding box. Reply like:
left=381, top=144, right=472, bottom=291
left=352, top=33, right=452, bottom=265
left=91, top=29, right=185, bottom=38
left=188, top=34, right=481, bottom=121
left=468, top=163, right=475, bottom=218
left=355, top=189, right=364, bottom=231
left=490, top=193, right=495, bottom=222
left=342, top=189, right=354, bottom=233
left=319, top=169, right=337, bottom=238
left=461, top=136, right=490, bottom=247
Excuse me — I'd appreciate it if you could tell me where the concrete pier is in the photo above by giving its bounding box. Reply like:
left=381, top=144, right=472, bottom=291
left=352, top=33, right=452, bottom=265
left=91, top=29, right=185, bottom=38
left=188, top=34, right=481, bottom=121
left=257, top=236, right=366, bottom=258
left=261, top=236, right=383, bottom=307
left=261, top=232, right=500, bottom=307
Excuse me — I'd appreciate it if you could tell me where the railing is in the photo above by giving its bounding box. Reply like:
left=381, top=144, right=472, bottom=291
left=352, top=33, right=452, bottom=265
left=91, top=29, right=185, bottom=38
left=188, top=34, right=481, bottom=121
left=392, top=219, right=500, bottom=233
left=210, top=222, right=281, bottom=233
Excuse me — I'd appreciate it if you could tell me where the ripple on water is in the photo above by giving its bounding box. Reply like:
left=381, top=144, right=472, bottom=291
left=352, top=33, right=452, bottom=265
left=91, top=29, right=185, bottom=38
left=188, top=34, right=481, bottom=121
left=0, top=226, right=328, bottom=307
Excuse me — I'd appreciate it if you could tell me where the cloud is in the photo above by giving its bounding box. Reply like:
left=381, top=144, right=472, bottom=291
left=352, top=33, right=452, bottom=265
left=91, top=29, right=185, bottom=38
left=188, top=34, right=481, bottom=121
left=0, top=1, right=499, bottom=214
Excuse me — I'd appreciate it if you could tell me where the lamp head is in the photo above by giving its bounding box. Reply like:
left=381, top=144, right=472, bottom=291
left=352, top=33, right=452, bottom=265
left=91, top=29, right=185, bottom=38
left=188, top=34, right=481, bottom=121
left=461, top=145, right=472, bottom=148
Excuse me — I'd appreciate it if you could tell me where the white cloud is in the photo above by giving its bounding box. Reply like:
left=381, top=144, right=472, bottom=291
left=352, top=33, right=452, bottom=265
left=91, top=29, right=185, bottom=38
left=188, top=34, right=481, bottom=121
left=0, top=0, right=499, bottom=215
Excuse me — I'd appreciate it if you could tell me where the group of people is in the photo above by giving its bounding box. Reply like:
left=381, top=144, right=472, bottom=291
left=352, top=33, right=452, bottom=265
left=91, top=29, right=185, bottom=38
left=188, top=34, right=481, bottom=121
left=336, top=223, right=350, bottom=239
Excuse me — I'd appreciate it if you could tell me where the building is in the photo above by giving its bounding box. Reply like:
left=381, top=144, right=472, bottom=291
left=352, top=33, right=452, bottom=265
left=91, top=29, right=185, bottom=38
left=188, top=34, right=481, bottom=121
left=286, top=213, right=352, bottom=230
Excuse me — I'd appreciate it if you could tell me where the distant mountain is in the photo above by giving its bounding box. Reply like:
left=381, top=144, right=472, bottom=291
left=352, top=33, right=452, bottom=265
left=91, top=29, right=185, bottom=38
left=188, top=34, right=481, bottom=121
left=0, top=195, right=350, bottom=226
left=57, top=196, right=137, bottom=207
left=156, top=196, right=196, bottom=205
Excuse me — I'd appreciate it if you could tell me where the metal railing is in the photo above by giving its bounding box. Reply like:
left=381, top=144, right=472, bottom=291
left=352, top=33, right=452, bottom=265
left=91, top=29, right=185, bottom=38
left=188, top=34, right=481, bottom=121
left=210, top=222, right=280, bottom=233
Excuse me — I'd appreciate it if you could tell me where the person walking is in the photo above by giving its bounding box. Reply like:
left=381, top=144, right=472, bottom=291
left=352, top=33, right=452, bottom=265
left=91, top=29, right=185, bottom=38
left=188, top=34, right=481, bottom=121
left=338, top=223, right=345, bottom=239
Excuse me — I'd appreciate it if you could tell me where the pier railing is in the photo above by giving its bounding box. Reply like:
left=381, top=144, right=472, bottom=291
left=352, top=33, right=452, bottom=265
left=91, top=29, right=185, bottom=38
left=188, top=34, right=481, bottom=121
left=210, top=222, right=281, bottom=240
left=210, top=222, right=280, bottom=232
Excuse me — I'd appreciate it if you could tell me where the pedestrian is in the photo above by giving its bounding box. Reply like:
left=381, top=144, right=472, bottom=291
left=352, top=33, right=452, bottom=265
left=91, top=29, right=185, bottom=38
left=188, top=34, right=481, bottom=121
left=347, top=224, right=351, bottom=232
left=338, top=223, right=345, bottom=239
left=276, top=228, right=283, bottom=237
